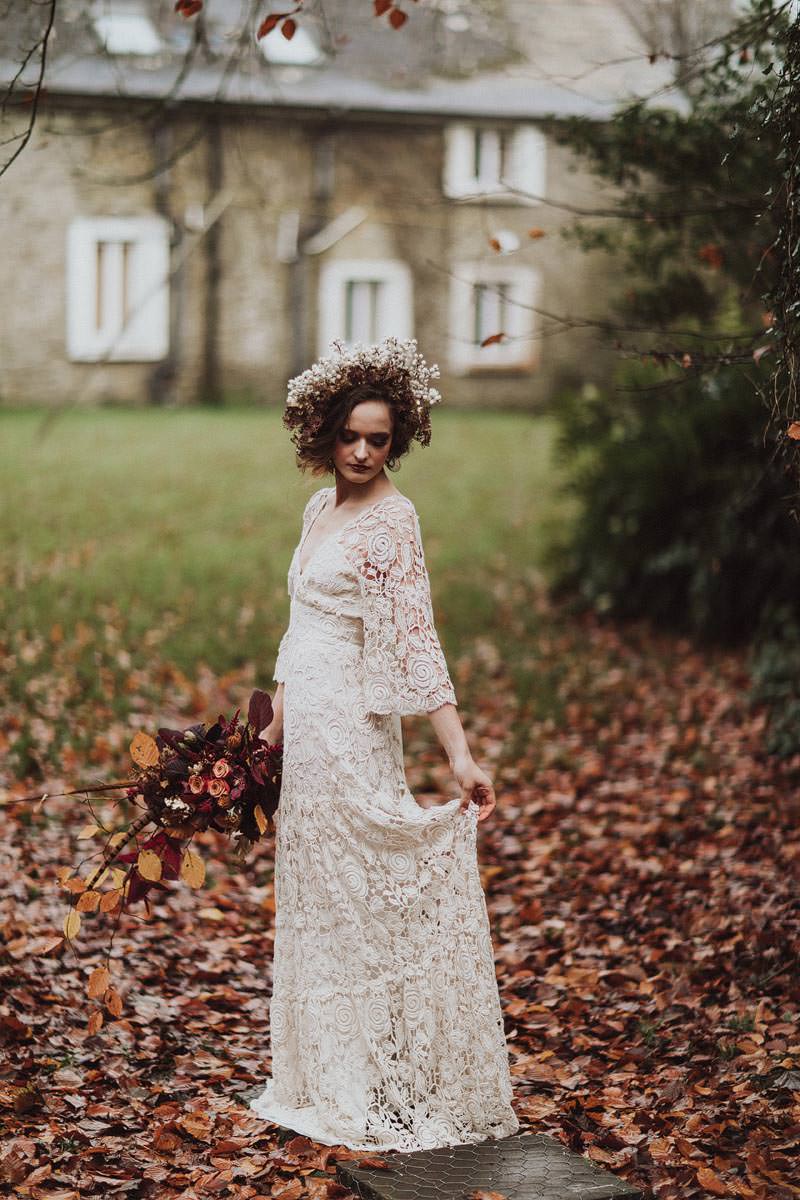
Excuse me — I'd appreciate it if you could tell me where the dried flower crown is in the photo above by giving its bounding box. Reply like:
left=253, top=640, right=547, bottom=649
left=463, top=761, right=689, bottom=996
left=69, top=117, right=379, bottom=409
left=283, top=336, right=442, bottom=453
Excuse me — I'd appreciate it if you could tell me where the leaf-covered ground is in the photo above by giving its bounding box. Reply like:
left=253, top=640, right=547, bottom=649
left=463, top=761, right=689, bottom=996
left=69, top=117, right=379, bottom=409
left=2, top=588, right=798, bottom=1200
left=1, top=410, right=798, bottom=1198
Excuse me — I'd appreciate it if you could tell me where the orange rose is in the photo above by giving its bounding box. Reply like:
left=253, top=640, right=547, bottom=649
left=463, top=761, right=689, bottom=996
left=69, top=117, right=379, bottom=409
left=188, top=774, right=206, bottom=794
left=212, top=759, right=231, bottom=779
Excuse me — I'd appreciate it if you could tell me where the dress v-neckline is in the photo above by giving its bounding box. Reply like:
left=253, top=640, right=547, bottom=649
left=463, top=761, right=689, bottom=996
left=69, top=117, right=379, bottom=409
left=297, top=488, right=404, bottom=579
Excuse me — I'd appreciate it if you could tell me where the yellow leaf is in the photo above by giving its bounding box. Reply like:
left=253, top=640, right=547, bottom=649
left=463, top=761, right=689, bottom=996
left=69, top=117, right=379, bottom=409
left=108, top=831, right=130, bottom=848
left=180, top=849, right=206, bottom=889
left=92, top=867, right=110, bottom=889
left=87, top=965, right=111, bottom=999
left=137, top=849, right=162, bottom=881
left=63, top=909, right=81, bottom=940
left=100, top=889, right=122, bottom=913
left=198, top=907, right=225, bottom=921
left=105, top=986, right=124, bottom=1017
left=162, top=826, right=189, bottom=839
left=87, top=1009, right=104, bottom=1035
left=77, top=823, right=101, bottom=839
left=76, top=890, right=101, bottom=913
left=253, top=804, right=268, bottom=835
left=31, top=935, right=63, bottom=956
left=110, top=867, right=127, bottom=888
left=130, top=731, right=160, bottom=768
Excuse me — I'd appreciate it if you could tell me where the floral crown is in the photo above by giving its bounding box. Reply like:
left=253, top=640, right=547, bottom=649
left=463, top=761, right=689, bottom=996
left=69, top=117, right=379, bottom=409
left=283, top=337, right=442, bottom=453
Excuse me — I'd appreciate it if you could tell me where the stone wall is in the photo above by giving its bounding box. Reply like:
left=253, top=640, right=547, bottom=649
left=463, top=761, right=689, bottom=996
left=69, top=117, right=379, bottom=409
left=0, top=97, right=620, bottom=409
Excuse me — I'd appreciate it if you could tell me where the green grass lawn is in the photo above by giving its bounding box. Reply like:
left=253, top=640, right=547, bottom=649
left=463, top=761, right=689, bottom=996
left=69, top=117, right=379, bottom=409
left=1, top=407, right=567, bottom=779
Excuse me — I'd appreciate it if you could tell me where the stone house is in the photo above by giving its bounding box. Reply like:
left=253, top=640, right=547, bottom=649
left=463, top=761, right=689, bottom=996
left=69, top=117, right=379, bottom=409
left=0, top=0, right=684, bottom=409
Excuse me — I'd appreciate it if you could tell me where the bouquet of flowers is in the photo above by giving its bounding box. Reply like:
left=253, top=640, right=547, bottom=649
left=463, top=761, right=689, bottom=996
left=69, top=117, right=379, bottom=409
left=26, top=690, right=282, bottom=943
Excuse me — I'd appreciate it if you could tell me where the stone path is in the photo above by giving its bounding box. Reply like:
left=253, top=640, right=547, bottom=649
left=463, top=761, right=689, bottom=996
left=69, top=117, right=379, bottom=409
left=335, top=1132, right=646, bottom=1200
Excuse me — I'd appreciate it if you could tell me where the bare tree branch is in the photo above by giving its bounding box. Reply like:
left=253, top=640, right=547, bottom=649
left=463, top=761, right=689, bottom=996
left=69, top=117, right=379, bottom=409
left=72, top=0, right=261, bottom=186
left=432, top=260, right=761, bottom=344
left=0, top=0, right=57, bottom=180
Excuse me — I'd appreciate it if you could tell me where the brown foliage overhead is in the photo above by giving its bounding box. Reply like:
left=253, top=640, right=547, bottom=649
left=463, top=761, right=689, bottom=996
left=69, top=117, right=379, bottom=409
left=175, top=0, right=420, bottom=37
left=256, top=9, right=301, bottom=40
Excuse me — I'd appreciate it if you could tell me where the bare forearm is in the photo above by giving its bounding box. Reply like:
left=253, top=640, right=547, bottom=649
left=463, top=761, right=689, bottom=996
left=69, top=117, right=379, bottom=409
left=272, top=683, right=285, bottom=732
left=260, top=682, right=285, bottom=742
left=428, top=702, right=496, bottom=820
left=428, top=702, right=472, bottom=768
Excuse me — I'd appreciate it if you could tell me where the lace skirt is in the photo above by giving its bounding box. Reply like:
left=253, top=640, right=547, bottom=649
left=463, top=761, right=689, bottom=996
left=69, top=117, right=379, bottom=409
left=248, top=622, right=519, bottom=1150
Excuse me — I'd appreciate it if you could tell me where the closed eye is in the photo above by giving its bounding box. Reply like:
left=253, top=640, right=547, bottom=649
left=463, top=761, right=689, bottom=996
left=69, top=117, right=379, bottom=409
left=340, top=432, right=389, bottom=445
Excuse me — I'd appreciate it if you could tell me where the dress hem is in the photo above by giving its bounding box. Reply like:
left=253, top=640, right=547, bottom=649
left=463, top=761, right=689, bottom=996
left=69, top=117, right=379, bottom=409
left=247, top=1085, right=520, bottom=1153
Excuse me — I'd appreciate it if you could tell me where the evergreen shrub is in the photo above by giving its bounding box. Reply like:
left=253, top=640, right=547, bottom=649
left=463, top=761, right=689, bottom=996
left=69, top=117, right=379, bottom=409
left=548, top=362, right=800, bottom=753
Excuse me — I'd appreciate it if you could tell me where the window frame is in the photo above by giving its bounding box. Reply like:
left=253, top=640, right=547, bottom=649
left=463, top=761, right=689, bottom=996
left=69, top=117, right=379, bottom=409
left=448, top=261, right=540, bottom=373
left=66, top=215, right=170, bottom=363
left=443, top=122, right=547, bottom=203
left=317, top=258, right=413, bottom=354
left=92, top=1, right=164, bottom=56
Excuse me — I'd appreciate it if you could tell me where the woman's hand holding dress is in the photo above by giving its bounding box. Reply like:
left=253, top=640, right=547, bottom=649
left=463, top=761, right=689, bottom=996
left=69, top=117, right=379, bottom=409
left=452, top=754, right=496, bottom=821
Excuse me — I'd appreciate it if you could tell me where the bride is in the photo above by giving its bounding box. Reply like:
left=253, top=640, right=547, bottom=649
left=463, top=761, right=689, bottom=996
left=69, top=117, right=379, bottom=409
left=248, top=338, right=519, bottom=1152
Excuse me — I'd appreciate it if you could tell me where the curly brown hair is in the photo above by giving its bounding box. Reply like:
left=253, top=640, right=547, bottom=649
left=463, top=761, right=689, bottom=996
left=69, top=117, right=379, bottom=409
left=292, top=382, right=424, bottom=476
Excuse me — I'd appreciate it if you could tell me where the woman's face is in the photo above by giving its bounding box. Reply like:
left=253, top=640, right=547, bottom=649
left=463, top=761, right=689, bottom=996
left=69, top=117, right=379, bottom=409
left=333, top=400, right=393, bottom=483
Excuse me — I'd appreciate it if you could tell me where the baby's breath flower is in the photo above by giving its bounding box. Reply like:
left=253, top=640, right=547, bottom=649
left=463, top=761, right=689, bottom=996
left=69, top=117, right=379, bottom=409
left=283, top=336, right=442, bottom=458
left=164, top=797, right=193, bottom=819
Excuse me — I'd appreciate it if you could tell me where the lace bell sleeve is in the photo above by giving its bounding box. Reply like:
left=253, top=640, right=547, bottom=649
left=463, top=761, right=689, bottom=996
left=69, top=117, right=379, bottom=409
left=350, top=500, right=457, bottom=717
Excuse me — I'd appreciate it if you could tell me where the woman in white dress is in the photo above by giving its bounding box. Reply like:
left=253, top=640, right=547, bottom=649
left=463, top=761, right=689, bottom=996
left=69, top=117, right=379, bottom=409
left=248, top=338, right=519, bottom=1152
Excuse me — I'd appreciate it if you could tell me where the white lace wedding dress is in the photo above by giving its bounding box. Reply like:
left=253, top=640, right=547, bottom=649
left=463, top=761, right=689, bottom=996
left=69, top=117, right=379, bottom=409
left=248, top=486, right=519, bottom=1151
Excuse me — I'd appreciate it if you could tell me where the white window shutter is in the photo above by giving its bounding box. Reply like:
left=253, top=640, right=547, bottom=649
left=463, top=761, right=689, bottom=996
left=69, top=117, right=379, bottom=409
left=116, top=226, right=169, bottom=360
left=443, top=123, right=476, bottom=198
left=376, top=265, right=412, bottom=343
left=66, top=220, right=97, bottom=361
left=506, top=125, right=547, bottom=201
left=66, top=216, right=169, bottom=362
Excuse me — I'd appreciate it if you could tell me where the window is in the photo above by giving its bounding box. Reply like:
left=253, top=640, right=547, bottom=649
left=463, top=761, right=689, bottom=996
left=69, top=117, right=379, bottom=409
left=472, top=281, right=512, bottom=347
left=443, top=123, right=546, bottom=201
left=92, top=1, right=163, bottom=56
left=344, top=280, right=383, bottom=343
left=66, top=217, right=170, bottom=362
left=259, top=23, right=323, bottom=66
left=448, top=263, right=539, bottom=372
left=317, top=259, right=413, bottom=353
